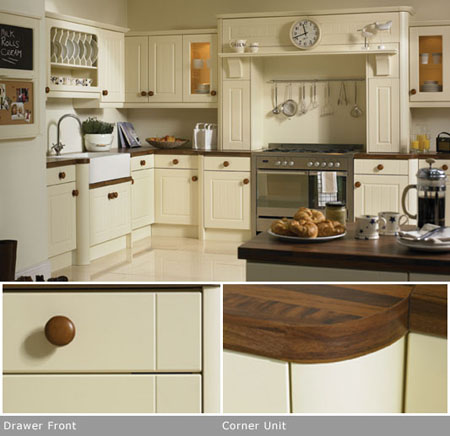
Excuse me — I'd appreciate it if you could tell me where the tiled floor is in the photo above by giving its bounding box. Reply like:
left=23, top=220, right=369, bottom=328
left=54, top=236, right=246, bottom=282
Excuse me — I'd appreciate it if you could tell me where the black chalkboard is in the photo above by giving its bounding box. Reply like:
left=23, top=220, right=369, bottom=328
left=0, top=23, right=33, bottom=70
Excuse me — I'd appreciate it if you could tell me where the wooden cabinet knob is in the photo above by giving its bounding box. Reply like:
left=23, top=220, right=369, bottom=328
left=243, top=178, right=250, bottom=185
left=114, top=192, right=119, bottom=198
left=141, top=91, right=147, bottom=97
left=192, top=176, right=198, bottom=182
left=355, top=181, right=361, bottom=188
left=72, top=189, right=79, bottom=197
left=442, top=164, right=448, bottom=171
left=377, top=164, right=384, bottom=171
left=410, top=89, right=417, bottom=95
left=148, top=91, right=154, bottom=96
left=102, top=90, right=108, bottom=96
left=45, top=316, right=76, bottom=346
left=223, top=161, right=230, bottom=167
left=58, top=172, right=66, bottom=180
left=173, top=159, right=179, bottom=165
left=140, top=159, right=146, bottom=166
left=45, top=86, right=50, bottom=94
left=211, top=90, right=217, bottom=96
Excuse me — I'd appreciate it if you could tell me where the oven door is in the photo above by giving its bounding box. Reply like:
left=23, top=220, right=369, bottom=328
left=256, top=170, right=310, bottom=227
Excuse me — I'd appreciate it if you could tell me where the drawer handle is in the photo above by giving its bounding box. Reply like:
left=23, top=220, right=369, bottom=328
left=141, top=91, right=147, bottom=97
left=173, top=159, right=179, bottom=165
left=45, top=86, right=50, bottom=94
left=140, top=159, right=146, bottom=166
left=72, top=189, right=79, bottom=197
left=223, top=161, right=230, bottom=167
left=442, top=164, right=448, bottom=171
left=376, top=164, right=384, bottom=171
left=108, top=192, right=118, bottom=200
left=243, top=178, right=250, bottom=185
left=410, top=89, right=417, bottom=95
left=114, top=192, right=119, bottom=198
left=355, top=181, right=361, bottom=188
left=211, top=90, right=217, bottom=96
left=192, top=176, right=198, bottom=182
left=58, top=171, right=66, bottom=180
left=148, top=91, right=154, bottom=96
left=45, top=316, right=76, bottom=346
left=102, top=90, right=108, bottom=96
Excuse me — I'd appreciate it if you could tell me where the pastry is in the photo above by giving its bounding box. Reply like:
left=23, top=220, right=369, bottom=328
left=271, top=218, right=294, bottom=236
left=317, top=220, right=346, bottom=237
left=289, top=219, right=318, bottom=238
left=293, top=207, right=325, bottom=224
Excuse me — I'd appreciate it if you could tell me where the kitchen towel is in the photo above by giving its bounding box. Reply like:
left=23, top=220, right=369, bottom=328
left=321, top=171, right=337, bottom=194
left=398, top=224, right=450, bottom=245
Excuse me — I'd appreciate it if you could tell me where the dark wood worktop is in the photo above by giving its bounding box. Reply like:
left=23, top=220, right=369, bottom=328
left=355, top=152, right=450, bottom=160
left=238, top=224, right=450, bottom=276
left=224, top=284, right=447, bottom=364
left=46, top=158, right=88, bottom=168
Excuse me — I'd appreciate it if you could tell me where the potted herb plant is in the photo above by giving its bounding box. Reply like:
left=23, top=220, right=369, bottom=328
left=82, top=117, right=115, bottom=151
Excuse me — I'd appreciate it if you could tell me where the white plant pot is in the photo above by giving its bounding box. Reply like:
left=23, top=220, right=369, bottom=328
left=84, top=133, right=114, bottom=151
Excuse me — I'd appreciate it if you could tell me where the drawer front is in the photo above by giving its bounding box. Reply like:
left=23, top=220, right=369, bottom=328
left=46, top=165, right=76, bottom=186
left=354, top=159, right=409, bottom=175
left=419, top=159, right=450, bottom=176
left=154, top=154, right=198, bottom=169
left=131, top=154, right=154, bottom=171
left=205, top=156, right=251, bottom=171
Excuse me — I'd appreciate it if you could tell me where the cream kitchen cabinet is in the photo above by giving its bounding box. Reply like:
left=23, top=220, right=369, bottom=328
left=47, top=166, right=77, bottom=259
left=89, top=181, right=131, bottom=246
left=131, top=156, right=155, bottom=230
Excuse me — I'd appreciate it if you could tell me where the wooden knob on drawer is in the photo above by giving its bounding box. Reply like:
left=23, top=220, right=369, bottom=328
left=211, top=90, right=217, bottom=96
left=243, top=178, right=250, bottom=185
left=148, top=91, right=154, bottom=96
left=377, top=164, right=384, bottom=171
left=102, top=90, right=108, bottom=96
left=114, top=192, right=119, bottom=198
left=108, top=192, right=114, bottom=199
left=192, top=176, right=198, bottom=182
left=140, top=159, right=146, bottom=166
left=223, top=161, right=230, bottom=167
left=141, top=91, right=147, bottom=97
left=410, top=89, right=417, bottom=95
left=355, top=181, right=361, bottom=188
left=173, top=159, right=179, bottom=165
left=442, top=164, right=448, bottom=171
left=45, top=316, right=76, bottom=346
left=72, top=189, right=79, bottom=197
left=45, top=86, right=50, bottom=94
left=58, top=172, right=66, bottom=179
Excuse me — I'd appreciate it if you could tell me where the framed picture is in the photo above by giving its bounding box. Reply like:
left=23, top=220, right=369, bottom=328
left=0, top=80, right=33, bottom=125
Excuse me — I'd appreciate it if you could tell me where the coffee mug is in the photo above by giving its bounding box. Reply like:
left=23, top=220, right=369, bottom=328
left=378, top=211, right=408, bottom=236
left=248, top=42, right=260, bottom=53
left=355, top=215, right=387, bottom=240
left=230, top=39, right=247, bottom=53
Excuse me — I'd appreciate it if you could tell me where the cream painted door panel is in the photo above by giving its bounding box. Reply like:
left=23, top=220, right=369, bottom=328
left=183, top=34, right=217, bottom=103
left=447, top=182, right=450, bottom=226
left=125, top=36, right=148, bottom=102
left=222, top=80, right=250, bottom=150
left=291, top=338, right=405, bottom=413
left=47, top=182, right=76, bottom=258
left=3, top=292, right=156, bottom=372
left=154, top=169, right=198, bottom=225
left=204, top=171, right=250, bottom=229
left=156, top=293, right=202, bottom=371
left=90, top=182, right=131, bottom=246
left=405, top=333, right=447, bottom=413
left=223, top=350, right=290, bottom=413
left=132, top=168, right=154, bottom=229
left=367, top=78, right=400, bottom=152
left=99, top=29, right=124, bottom=102
left=3, top=375, right=156, bottom=413
left=148, top=35, right=182, bottom=102
left=157, top=375, right=202, bottom=413
left=354, top=174, right=408, bottom=217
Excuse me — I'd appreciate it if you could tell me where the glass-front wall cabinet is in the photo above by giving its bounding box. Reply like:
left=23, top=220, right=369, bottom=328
left=410, top=26, right=450, bottom=102
left=183, top=34, right=217, bottom=103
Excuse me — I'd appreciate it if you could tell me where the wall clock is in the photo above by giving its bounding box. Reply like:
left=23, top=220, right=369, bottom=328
left=289, top=18, right=322, bottom=50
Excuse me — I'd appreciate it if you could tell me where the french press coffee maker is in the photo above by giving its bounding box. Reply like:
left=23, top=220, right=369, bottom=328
left=402, top=158, right=447, bottom=228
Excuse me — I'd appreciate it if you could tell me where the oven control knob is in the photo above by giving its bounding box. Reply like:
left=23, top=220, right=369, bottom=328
left=275, top=160, right=281, bottom=166
left=288, top=161, right=295, bottom=166
left=335, top=162, right=341, bottom=168
left=314, top=162, right=320, bottom=167
left=282, top=161, right=288, bottom=166
left=321, top=162, right=327, bottom=167
left=328, top=162, right=334, bottom=168
left=307, top=161, right=313, bottom=167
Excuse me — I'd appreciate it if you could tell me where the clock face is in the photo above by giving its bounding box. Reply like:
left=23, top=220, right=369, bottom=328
left=290, top=19, right=321, bottom=50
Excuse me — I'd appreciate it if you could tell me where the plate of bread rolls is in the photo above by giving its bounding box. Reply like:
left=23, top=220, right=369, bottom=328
left=268, top=207, right=346, bottom=242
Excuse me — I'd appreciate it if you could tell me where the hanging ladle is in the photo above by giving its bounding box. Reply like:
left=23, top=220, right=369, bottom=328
left=272, top=83, right=280, bottom=115
left=350, top=81, right=363, bottom=118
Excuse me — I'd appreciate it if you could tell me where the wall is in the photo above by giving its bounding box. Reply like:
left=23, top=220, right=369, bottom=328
left=0, top=0, right=48, bottom=274
left=45, top=0, right=127, bottom=28
left=411, top=109, right=450, bottom=152
left=127, top=0, right=448, bottom=31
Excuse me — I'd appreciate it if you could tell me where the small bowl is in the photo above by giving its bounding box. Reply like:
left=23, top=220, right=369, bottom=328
left=146, top=138, right=190, bottom=149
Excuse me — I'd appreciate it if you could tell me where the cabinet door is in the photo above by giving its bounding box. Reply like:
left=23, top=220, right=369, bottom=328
left=367, top=78, right=400, bottom=152
left=132, top=169, right=154, bottom=230
left=410, top=26, right=450, bottom=102
left=204, top=171, right=250, bottom=229
left=183, top=34, right=217, bottom=103
left=99, top=29, right=125, bottom=102
left=47, top=182, right=76, bottom=258
left=222, top=80, right=250, bottom=150
left=447, top=182, right=450, bottom=226
left=125, top=36, right=149, bottom=102
left=354, top=174, right=408, bottom=217
left=156, top=375, right=202, bottom=413
left=148, top=35, right=182, bottom=102
left=154, top=169, right=198, bottom=225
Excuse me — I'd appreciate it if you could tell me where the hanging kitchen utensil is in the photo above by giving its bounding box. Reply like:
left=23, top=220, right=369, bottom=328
left=350, top=81, right=363, bottom=118
left=321, top=82, right=333, bottom=116
left=299, top=83, right=307, bottom=114
left=272, top=83, right=280, bottom=115
left=337, top=81, right=348, bottom=106
left=312, top=82, right=319, bottom=109
left=281, top=83, right=298, bottom=118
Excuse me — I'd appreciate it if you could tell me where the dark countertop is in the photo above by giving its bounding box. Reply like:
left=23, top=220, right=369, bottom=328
left=238, top=224, right=450, bottom=276
left=355, top=152, right=450, bottom=159
left=224, top=284, right=446, bottom=363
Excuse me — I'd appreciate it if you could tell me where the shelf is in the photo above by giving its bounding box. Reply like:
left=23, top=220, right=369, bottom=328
left=410, top=101, right=450, bottom=108
left=51, top=62, right=98, bottom=71
left=218, top=49, right=397, bottom=58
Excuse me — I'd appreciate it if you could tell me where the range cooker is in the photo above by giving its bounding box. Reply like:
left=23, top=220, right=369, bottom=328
left=252, top=143, right=364, bottom=233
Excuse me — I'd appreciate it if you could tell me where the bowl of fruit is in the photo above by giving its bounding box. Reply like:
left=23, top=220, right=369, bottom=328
left=146, top=136, right=190, bottom=149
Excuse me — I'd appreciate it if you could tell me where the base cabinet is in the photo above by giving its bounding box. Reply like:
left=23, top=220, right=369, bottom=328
left=132, top=168, right=155, bottom=229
